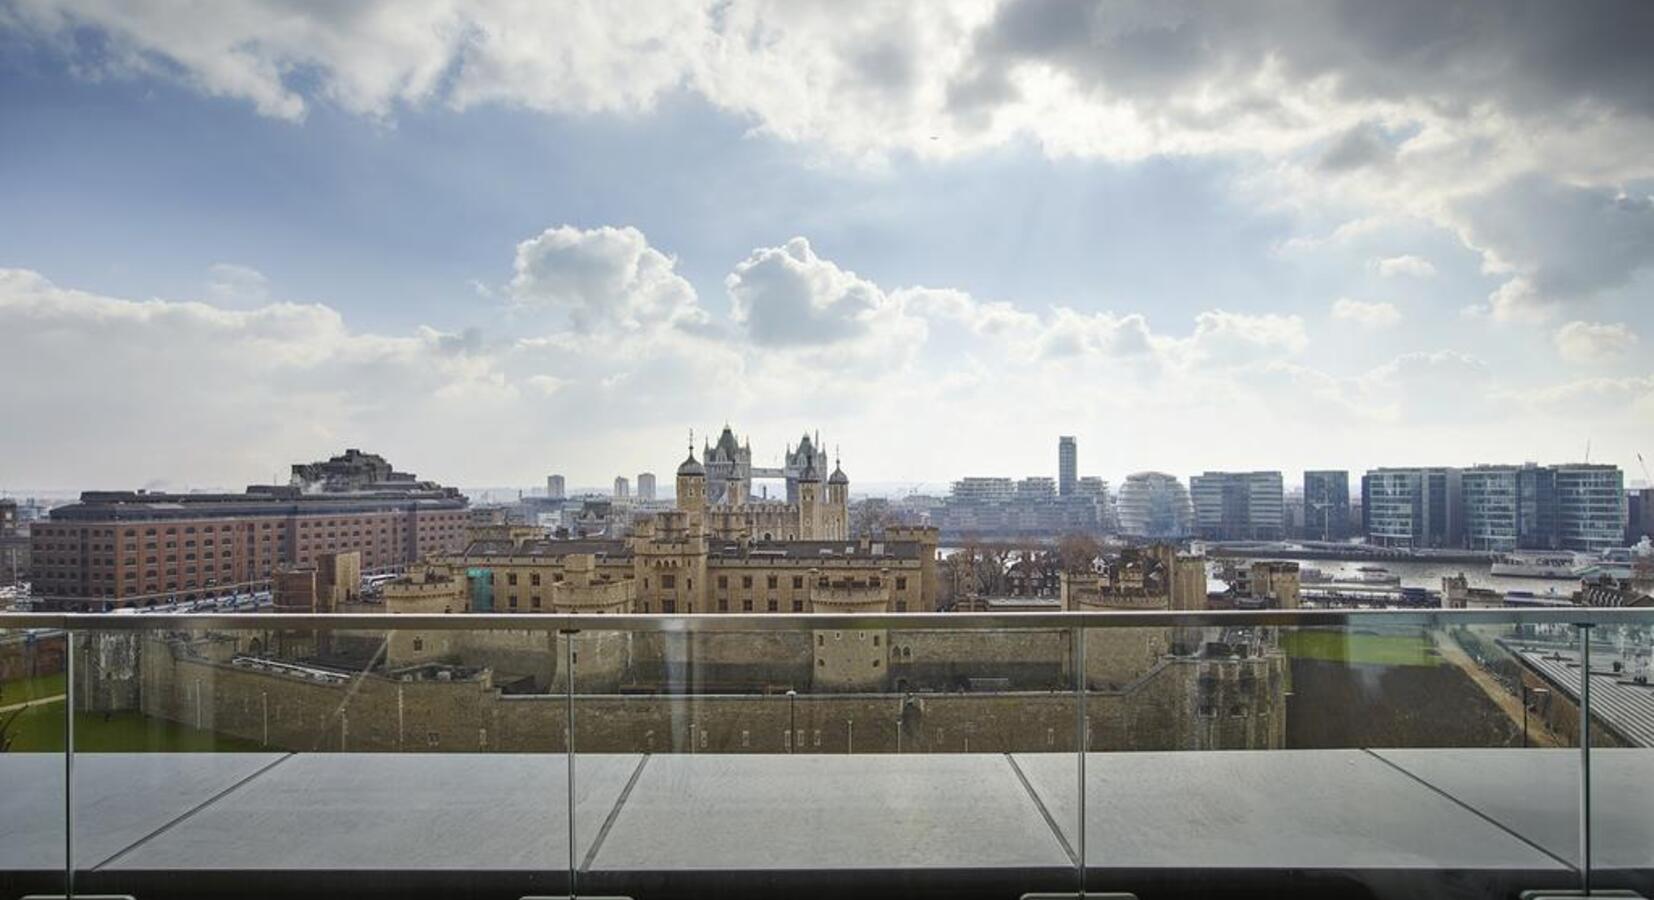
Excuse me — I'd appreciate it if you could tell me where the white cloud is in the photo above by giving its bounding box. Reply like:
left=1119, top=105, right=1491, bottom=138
left=205, top=262, right=269, bottom=305
left=509, top=225, right=709, bottom=334
left=1331, top=297, right=1401, bottom=328
left=1554, top=320, right=1640, bottom=365
left=1372, top=255, right=1436, bottom=279
left=11, top=0, right=1654, bottom=330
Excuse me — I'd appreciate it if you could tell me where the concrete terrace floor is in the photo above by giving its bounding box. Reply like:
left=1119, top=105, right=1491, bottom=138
left=1, top=749, right=1651, bottom=900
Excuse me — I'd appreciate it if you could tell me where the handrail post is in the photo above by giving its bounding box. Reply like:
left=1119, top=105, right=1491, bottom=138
left=65, top=629, right=75, bottom=900
left=1578, top=623, right=1592, bottom=896
left=562, top=628, right=579, bottom=900
left=1073, top=624, right=1086, bottom=898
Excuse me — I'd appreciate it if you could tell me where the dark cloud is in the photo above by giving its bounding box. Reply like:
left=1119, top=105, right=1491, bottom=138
left=954, top=0, right=1654, bottom=122
left=1455, top=175, right=1654, bottom=301
left=1317, top=121, right=1396, bottom=172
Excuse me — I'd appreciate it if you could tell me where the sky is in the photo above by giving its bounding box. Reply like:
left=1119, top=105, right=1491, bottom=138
left=1, top=1, right=1651, bottom=493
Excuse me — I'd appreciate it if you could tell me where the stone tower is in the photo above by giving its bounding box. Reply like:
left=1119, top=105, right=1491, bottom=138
left=798, top=456, right=822, bottom=540
left=676, top=443, right=706, bottom=524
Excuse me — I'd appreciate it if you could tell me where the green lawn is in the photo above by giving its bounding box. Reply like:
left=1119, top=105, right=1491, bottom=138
left=0, top=670, right=67, bottom=705
left=3, top=702, right=263, bottom=752
left=1282, top=629, right=1441, bottom=668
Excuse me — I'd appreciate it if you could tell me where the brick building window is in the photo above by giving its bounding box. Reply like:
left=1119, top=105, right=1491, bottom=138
left=766, top=599, right=777, bottom=612
left=793, top=576, right=804, bottom=589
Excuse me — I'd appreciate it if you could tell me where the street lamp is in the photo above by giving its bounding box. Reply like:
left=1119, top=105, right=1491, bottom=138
left=786, top=689, right=797, bottom=754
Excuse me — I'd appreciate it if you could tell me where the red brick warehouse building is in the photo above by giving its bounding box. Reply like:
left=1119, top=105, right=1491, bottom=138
left=30, top=450, right=468, bottom=609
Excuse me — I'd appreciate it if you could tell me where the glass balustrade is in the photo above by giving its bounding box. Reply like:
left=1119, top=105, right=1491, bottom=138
left=0, top=608, right=1647, bottom=900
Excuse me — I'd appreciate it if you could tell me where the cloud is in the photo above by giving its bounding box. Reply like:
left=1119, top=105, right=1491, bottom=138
left=1453, top=177, right=1654, bottom=318
left=1372, top=255, right=1436, bottom=278
left=1183, top=309, right=1308, bottom=364
left=1331, top=297, right=1401, bottom=328
left=1318, top=121, right=1397, bottom=173
left=12, top=0, right=1654, bottom=331
left=205, top=262, right=269, bottom=305
left=509, top=225, right=709, bottom=334
left=1554, top=320, right=1640, bottom=365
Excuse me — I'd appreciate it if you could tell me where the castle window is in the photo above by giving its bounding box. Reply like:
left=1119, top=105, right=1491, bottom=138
left=718, top=575, right=728, bottom=589
left=412, top=638, right=423, bottom=652
left=896, top=577, right=907, bottom=591
left=872, top=659, right=880, bottom=668
left=742, top=575, right=752, bottom=589
left=718, top=598, right=728, bottom=612
left=661, top=574, right=675, bottom=589
left=662, top=600, right=676, bottom=613
left=793, top=600, right=804, bottom=612
left=873, top=635, right=880, bottom=647
left=508, top=573, right=518, bottom=586
left=531, top=596, right=542, bottom=609
left=530, top=573, right=541, bottom=586
left=508, top=595, right=518, bottom=609
left=817, top=635, right=824, bottom=647
left=767, top=575, right=778, bottom=589
left=767, top=599, right=778, bottom=612
left=896, top=601, right=908, bottom=612
left=742, top=599, right=753, bottom=612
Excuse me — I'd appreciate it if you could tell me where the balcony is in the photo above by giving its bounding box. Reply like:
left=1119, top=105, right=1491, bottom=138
left=1, top=608, right=1651, bottom=900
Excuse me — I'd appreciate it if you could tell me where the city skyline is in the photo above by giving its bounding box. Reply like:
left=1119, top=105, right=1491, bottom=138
left=1, top=3, right=1651, bottom=489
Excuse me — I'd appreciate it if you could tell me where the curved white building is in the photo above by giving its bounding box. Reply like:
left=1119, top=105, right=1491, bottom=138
left=1116, top=472, right=1194, bottom=539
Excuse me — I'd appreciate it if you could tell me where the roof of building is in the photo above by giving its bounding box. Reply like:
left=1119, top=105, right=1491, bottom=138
left=677, top=449, right=705, bottom=477
left=449, top=537, right=925, bottom=563
left=49, top=486, right=467, bottom=521
left=829, top=464, right=848, bottom=485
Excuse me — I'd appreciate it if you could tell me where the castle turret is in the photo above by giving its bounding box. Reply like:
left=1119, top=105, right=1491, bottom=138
left=676, top=444, right=706, bottom=523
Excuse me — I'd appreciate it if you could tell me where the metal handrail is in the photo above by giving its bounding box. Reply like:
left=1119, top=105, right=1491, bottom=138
left=0, top=607, right=1650, bottom=632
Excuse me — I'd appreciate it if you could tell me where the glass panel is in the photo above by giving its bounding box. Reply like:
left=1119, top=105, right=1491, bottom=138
left=1577, top=608, right=1654, bottom=893
left=1081, top=605, right=1587, bottom=897
left=65, top=622, right=571, bottom=897
left=571, top=622, right=1082, bottom=897
left=0, top=623, right=69, bottom=898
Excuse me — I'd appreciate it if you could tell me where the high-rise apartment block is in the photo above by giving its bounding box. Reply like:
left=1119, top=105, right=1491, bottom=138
left=1058, top=436, right=1077, bottom=497
left=1189, top=471, right=1285, bottom=541
left=546, top=474, right=565, bottom=500
left=613, top=476, right=630, bottom=499
left=1302, top=470, right=1350, bottom=541
left=637, top=472, right=657, bottom=502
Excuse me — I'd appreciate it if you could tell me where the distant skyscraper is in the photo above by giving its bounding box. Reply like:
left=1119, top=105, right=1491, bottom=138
left=546, top=474, right=566, bottom=500
left=614, top=476, right=630, bottom=499
left=1303, top=470, right=1350, bottom=541
left=637, top=472, right=657, bottom=502
left=1058, top=436, right=1077, bottom=497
